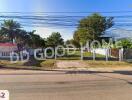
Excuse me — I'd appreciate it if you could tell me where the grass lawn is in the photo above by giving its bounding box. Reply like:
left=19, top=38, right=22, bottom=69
left=0, top=50, right=131, bottom=70
left=0, top=59, right=56, bottom=70
left=0, top=59, right=132, bottom=70
left=58, top=51, right=105, bottom=60
left=84, top=61, right=132, bottom=68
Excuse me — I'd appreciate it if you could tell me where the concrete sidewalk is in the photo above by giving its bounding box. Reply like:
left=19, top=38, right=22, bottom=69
left=0, top=66, right=132, bottom=74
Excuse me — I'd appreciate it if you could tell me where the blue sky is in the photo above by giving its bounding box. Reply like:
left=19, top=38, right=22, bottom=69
left=0, top=0, right=132, bottom=12
left=0, top=0, right=132, bottom=40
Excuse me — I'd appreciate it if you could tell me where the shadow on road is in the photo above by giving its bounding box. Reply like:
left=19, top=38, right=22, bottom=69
left=66, top=70, right=132, bottom=75
left=65, top=70, right=132, bottom=85
left=0, top=66, right=132, bottom=85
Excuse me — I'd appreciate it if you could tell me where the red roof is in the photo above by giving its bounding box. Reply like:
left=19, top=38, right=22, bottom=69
left=0, top=43, right=17, bottom=46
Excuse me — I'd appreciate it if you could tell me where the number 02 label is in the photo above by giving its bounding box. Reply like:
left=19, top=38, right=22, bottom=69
left=0, top=90, right=9, bottom=100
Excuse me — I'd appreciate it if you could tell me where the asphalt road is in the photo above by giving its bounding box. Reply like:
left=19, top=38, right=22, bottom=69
left=0, top=70, right=132, bottom=100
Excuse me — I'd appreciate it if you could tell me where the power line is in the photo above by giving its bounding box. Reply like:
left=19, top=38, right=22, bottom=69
left=1, top=13, right=132, bottom=28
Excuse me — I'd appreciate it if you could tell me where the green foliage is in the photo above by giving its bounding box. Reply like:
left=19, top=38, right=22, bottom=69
left=0, top=20, right=46, bottom=48
left=46, top=32, right=64, bottom=47
left=28, top=31, right=45, bottom=48
left=0, top=20, right=64, bottom=49
left=66, top=39, right=80, bottom=48
left=116, top=39, right=132, bottom=49
left=1, top=20, right=21, bottom=43
left=2, top=20, right=20, bottom=30
left=40, top=60, right=56, bottom=69
left=74, top=13, right=114, bottom=45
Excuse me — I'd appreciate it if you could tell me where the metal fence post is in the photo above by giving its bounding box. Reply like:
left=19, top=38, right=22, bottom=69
left=119, top=48, right=123, bottom=61
left=55, top=47, right=57, bottom=60
left=105, top=48, right=108, bottom=61
left=93, top=49, right=96, bottom=60
left=81, top=47, right=83, bottom=60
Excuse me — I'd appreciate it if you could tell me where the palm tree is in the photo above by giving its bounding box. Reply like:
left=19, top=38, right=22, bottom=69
left=1, top=20, right=21, bottom=43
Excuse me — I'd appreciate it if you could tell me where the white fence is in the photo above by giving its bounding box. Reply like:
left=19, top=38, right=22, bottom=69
left=91, top=48, right=109, bottom=55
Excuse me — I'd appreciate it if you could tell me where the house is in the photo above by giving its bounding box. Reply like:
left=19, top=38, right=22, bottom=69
left=103, top=28, right=132, bottom=41
left=0, top=43, right=18, bottom=58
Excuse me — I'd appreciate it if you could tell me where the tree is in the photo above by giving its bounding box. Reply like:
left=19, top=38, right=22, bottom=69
left=0, top=29, right=9, bottom=42
left=74, top=13, right=114, bottom=45
left=116, top=39, right=132, bottom=49
left=66, top=39, right=80, bottom=48
left=1, top=20, right=21, bottom=43
left=28, top=31, right=46, bottom=48
left=46, top=32, right=64, bottom=47
left=0, top=19, right=46, bottom=52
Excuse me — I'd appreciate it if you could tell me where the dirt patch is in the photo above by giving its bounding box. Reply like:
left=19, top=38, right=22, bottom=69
left=56, top=61, right=88, bottom=69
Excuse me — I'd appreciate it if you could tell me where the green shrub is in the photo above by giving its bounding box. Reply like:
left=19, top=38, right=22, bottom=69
left=116, top=39, right=132, bottom=49
left=40, top=60, right=56, bottom=69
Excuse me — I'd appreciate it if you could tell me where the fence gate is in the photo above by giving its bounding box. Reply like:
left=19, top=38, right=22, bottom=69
left=123, top=49, right=132, bottom=62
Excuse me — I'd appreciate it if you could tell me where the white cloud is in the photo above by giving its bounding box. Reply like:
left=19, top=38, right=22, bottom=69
left=29, top=0, right=75, bottom=41
left=34, top=27, right=74, bottom=40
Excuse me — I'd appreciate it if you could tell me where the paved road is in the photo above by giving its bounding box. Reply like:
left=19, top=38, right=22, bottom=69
left=0, top=70, right=132, bottom=100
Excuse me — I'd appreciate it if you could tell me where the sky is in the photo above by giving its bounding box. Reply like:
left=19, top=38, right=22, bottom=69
left=0, top=0, right=132, bottom=40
